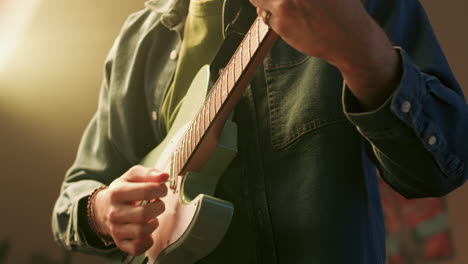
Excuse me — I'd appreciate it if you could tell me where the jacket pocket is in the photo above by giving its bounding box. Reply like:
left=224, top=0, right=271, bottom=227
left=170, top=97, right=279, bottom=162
left=264, top=40, right=348, bottom=150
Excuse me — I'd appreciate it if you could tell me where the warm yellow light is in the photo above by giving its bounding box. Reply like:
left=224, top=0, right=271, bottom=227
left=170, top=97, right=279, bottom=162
left=0, top=0, right=42, bottom=72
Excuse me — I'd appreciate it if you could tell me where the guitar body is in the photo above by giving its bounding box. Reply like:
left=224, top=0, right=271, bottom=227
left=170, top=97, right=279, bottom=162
left=125, top=65, right=237, bottom=264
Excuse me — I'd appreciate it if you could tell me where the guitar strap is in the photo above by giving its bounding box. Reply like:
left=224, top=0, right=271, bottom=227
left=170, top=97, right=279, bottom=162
left=209, top=0, right=256, bottom=82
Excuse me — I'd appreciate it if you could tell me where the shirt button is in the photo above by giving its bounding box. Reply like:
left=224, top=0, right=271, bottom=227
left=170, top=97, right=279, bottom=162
left=401, top=101, right=411, bottom=113
left=169, top=50, right=178, bottom=60
left=152, top=111, right=158, bottom=121
left=428, top=135, right=437, bottom=145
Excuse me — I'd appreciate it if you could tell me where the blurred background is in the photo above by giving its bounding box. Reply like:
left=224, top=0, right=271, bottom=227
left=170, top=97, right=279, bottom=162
left=0, top=0, right=466, bottom=263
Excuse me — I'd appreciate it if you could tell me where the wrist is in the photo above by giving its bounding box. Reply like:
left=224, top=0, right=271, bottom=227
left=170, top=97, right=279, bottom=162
left=333, top=28, right=402, bottom=111
left=87, top=186, right=114, bottom=246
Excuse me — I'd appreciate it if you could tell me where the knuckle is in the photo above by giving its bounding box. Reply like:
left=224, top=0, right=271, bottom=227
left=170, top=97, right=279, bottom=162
left=129, top=165, right=145, bottom=175
left=142, top=184, right=156, bottom=196
left=107, top=188, right=120, bottom=203
left=129, top=239, right=151, bottom=256
left=136, top=225, right=151, bottom=237
left=109, top=225, right=120, bottom=238
left=137, top=208, right=150, bottom=223
left=159, top=185, right=168, bottom=197
left=129, top=246, right=140, bottom=256
left=152, top=218, right=160, bottom=230
left=114, top=240, right=125, bottom=252
left=107, top=209, right=120, bottom=224
left=137, top=238, right=153, bottom=253
left=155, top=201, right=165, bottom=215
left=146, top=220, right=159, bottom=233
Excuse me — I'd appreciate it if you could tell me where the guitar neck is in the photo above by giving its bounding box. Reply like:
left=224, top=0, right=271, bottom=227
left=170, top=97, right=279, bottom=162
left=173, top=17, right=278, bottom=176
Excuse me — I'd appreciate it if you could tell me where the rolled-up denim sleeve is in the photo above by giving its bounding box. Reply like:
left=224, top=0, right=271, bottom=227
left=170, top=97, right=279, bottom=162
left=51, top=9, right=159, bottom=255
left=342, top=0, right=467, bottom=198
left=51, top=77, right=127, bottom=255
left=343, top=46, right=467, bottom=198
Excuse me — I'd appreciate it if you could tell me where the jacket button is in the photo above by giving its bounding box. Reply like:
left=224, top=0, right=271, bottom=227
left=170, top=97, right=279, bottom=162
left=401, top=101, right=411, bottom=113
left=169, top=50, right=178, bottom=60
left=428, top=135, right=437, bottom=145
left=152, top=111, right=158, bottom=121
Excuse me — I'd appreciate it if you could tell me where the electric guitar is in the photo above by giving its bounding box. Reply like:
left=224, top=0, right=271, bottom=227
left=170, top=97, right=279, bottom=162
left=124, top=15, right=278, bottom=264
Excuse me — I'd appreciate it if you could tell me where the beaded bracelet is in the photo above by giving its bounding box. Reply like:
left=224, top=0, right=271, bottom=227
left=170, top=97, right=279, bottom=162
left=87, top=186, right=115, bottom=246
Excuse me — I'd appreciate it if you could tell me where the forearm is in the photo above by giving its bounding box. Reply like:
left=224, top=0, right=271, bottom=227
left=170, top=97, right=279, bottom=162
left=343, top=48, right=467, bottom=198
left=332, top=18, right=402, bottom=111
left=52, top=177, right=114, bottom=254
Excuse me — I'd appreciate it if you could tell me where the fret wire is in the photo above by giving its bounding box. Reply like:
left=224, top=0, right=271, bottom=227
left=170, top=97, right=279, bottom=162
left=240, top=44, right=243, bottom=69
left=225, top=64, right=230, bottom=96
left=175, top=150, right=180, bottom=176
left=234, top=51, right=241, bottom=81
left=228, top=62, right=234, bottom=93
left=259, top=19, right=265, bottom=39
left=180, top=137, right=185, bottom=171
left=172, top=149, right=176, bottom=175
left=169, top=153, right=174, bottom=180
left=204, top=98, right=210, bottom=130
left=207, top=95, right=212, bottom=124
left=176, top=140, right=183, bottom=171
left=195, top=114, right=200, bottom=144
left=211, top=85, right=217, bottom=114
left=213, top=84, right=219, bottom=113
left=185, top=126, right=190, bottom=156
left=184, top=134, right=189, bottom=163
left=210, top=89, right=216, bottom=121
left=199, top=106, right=205, bottom=139
left=256, top=18, right=260, bottom=50
left=215, top=83, right=221, bottom=113
left=232, top=54, right=236, bottom=83
left=178, top=148, right=182, bottom=175
left=250, top=19, right=258, bottom=57
left=225, top=63, right=230, bottom=95
left=221, top=71, right=228, bottom=101
left=187, top=126, right=193, bottom=159
left=190, top=122, right=196, bottom=154
left=183, top=132, right=189, bottom=165
left=261, top=19, right=269, bottom=39
left=248, top=30, right=251, bottom=58
left=242, top=41, right=250, bottom=70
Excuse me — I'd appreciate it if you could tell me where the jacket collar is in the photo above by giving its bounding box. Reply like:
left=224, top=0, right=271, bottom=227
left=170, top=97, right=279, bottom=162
left=144, top=0, right=189, bottom=32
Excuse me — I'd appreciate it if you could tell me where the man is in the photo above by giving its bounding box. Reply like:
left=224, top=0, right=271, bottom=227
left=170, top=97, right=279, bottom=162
left=52, top=0, right=467, bottom=263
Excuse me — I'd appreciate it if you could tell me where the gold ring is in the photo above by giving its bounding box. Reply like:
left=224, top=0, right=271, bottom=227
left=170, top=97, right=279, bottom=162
left=261, top=9, right=272, bottom=26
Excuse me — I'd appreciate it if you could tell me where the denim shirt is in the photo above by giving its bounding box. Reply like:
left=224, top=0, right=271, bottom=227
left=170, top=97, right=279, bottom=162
left=52, top=0, right=467, bottom=263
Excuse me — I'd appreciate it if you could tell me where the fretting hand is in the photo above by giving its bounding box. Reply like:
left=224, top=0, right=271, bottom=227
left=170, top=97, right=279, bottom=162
left=249, top=0, right=402, bottom=110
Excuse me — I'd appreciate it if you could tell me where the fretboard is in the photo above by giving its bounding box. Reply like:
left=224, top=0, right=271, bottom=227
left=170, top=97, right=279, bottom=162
left=173, top=17, right=277, bottom=176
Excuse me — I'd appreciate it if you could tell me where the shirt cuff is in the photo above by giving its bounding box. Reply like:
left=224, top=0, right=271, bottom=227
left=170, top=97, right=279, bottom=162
left=342, top=47, right=422, bottom=139
left=54, top=180, right=118, bottom=256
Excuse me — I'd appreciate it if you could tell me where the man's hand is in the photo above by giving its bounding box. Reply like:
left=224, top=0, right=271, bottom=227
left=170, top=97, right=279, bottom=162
left=93, top=165, right=169, bottom=255
left=249, top=0, right=402, bottom=111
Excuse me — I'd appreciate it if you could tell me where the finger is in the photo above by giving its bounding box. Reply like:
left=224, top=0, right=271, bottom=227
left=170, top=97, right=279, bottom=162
left=112, top=218, right=159, bottom=241
left=256, top=7, right=272, bottom=24
left=111, top=200, right=165, bottom=224
left=249, top=0, right=266, bottom=9
left=110, top=182, right=168, bottom=203
left=124, top=165, right=169, bottom=183
left=115, top=237, right=154, bottom=256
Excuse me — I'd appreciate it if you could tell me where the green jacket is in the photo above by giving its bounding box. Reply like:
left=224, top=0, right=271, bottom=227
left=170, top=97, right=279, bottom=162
left=52, top=0, right=467, bottom=263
